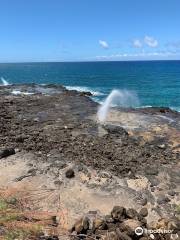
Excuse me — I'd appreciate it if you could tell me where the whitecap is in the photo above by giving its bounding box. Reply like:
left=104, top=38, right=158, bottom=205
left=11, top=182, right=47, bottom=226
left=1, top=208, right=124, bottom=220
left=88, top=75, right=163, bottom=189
left=65, top=86, right=105, bottom=96
left=12, top=90, right=34, bottom=95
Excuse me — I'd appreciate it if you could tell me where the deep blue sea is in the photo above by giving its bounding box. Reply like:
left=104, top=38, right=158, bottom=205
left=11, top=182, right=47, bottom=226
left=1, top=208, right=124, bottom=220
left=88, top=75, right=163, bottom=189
left=0, top=61, right=180, bottom=111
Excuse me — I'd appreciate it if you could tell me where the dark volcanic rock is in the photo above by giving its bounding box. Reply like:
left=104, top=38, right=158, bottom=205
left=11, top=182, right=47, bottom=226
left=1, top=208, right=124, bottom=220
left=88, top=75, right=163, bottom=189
left=111, top=206, right=125, bottom=221
left=65, top=168, right=75, bottom=178
left=145, top=166, right=159, bottom=175
left=0, top=148, right=15, bottom=159
left=116, top=229, right=132, bottom=240
left=0, top=84, right=179, bottom=180
left=104, top=124, right=128, bottom=136
left=126, top=208, right=138, bottom=219
left=139, top=208, right=148, bottom=217
left=157, top=195, right=171, bottom=204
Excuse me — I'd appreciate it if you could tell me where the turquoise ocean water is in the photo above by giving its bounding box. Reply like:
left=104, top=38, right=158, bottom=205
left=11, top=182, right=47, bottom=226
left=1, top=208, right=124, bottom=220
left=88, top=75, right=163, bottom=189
left=0, top=61, right=179, bottom=111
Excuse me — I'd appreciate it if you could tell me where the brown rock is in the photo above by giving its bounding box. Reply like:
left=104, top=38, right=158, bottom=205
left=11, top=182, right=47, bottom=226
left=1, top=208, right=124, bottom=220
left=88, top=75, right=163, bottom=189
left=105, top=215, right=114, bottom=223
left=139, top=208, right=148, bottom=217
left=116, top=228, right=132, bottom=240
left=93, top=218, right=107, bottom=230
left=72, top=216, right=89, bottom=234
left=107, top=223, right=117, bottom=231
left=111, top=206, right=125, bottom=221
left=120, top=219, right=143, bottom=236
left=95, top=229, right=108, bottom=236
left=126, top=208, right=138, bottom=219
left=137, top=214, right=147, bottom=226
left=103, top=231, right=118, bottom=240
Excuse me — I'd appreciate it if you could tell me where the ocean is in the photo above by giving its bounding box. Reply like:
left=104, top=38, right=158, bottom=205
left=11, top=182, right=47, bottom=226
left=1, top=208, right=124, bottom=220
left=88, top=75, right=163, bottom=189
left=0, top=61, right=180, bottom=111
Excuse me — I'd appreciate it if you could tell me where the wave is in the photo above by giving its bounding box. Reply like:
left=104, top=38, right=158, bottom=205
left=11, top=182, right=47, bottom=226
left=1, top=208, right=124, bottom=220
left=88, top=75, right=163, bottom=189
left=0, top=77, right=10, bottom=86
left=170, top=106, right=180, bottom=112
left=139, top=105, right=180, bottom=112
left=65, top=86, right=105, bottom=96
left=12, top=90, right=34, bottom=95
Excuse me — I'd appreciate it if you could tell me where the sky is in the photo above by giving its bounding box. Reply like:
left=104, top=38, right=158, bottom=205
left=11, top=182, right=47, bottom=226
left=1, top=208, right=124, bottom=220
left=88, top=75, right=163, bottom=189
left=0, top=0, right=180, bottom=62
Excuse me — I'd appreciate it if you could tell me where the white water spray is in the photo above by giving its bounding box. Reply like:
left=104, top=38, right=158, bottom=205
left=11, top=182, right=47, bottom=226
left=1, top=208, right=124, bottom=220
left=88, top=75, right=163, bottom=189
left=97, top=89, right=140, bottom=122
left=1, top=77, right=9, bottom=86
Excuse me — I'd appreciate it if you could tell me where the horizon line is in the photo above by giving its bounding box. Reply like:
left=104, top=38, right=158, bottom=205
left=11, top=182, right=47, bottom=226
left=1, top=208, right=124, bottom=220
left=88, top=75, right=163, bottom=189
left=0, top=59, right=180, bottom=64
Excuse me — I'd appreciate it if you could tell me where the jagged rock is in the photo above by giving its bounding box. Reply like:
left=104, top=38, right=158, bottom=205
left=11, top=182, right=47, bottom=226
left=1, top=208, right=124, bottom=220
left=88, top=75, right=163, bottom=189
left=157, top=195, right=170, bottom=204
left=105, top=215, right=114, bottom=223
left=104, top=231, right=118, bottom=240
left=126, top=208, right=138, bottom=219
left=104, top=125, right=128, bottom=136
left=94, top=229, right=108, bottom=236
left=138, top=217, right=147, bottom=226
left=93, top=218, right=107, bottom=231
left=119, top=219, right=143, bottom=236
left=139, top=208, right=148, bottom=217
left=111, top=206, right=125, bottom=221
left=106, top=223, right=116, bottom=231
left=116, top=228, right=132, bottom=240
left=72, top=216, right=89, bottom=234
left=140, top=198, right=148, bottom=206
left=79, top=91, right=92, bottom=96
left=0, top=148, right=15, bottom=159
left=65, top=168, right=75, bottom=178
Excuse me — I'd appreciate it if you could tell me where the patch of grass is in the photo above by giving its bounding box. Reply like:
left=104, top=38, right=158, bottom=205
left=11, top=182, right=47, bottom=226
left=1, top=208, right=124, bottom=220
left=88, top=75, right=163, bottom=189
left=0, top=198, right=8, bottom=210
left=5, top=229, right=30, bottom=240
left=0, top=213, right=19, bottom=224
left=4, top=225, right=43, bottom=240
left=175, top=204, right=180, bottom=213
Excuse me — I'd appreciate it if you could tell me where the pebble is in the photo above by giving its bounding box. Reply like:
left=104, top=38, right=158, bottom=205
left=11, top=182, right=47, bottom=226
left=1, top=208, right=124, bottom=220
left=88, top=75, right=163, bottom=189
left=65, top=168, right=75, bottom=178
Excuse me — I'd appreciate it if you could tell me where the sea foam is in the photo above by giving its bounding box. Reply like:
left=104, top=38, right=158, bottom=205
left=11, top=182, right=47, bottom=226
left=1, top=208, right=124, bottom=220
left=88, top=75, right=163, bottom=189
left=65, top=86, right=104, bottom=96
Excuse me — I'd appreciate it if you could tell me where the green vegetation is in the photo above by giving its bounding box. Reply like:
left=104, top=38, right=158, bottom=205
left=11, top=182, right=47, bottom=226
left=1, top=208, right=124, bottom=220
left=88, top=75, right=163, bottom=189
left=175, top=204, right=180, bottom=213
left=5, top=229, right=30, bottom=240
left=0, top=198, right=8, bottom=210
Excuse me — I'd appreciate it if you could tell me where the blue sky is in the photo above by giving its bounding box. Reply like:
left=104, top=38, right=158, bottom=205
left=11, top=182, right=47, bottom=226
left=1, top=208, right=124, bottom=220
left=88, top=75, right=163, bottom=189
left=0, top=0, right=180, bottom=62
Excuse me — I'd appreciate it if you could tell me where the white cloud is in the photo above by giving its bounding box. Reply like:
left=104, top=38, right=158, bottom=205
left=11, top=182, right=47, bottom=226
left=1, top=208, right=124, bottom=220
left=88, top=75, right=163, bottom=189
left=133, top=39, right=142, bottom=48
left=99, top=40, right=109, bottom=49
left=95, top=50, right=177, bottom=60
left=144, top=36, right=158, bottom=47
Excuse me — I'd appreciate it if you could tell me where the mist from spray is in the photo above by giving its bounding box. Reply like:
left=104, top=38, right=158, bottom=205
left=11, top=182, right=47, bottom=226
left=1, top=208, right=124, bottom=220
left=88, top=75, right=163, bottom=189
left=1, top=77, right=9, bottom=86
left=97, top=89, right=140, bottom=122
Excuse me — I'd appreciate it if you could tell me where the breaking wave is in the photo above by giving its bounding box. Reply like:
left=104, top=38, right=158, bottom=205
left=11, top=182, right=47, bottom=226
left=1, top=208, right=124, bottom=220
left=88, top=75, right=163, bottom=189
left=65, top=86, right=105, bottom=96
left=11, top=90, right=34, bottom=95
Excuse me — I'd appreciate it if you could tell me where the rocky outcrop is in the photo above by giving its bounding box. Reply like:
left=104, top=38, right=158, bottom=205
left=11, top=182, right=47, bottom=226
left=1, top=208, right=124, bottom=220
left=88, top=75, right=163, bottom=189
left=70, top=206, right=179, bottom=239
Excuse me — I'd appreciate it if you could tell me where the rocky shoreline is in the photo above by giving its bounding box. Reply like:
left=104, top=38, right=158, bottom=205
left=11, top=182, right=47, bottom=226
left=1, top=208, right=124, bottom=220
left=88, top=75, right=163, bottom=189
left=0, top=84, right=179, bottom=239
